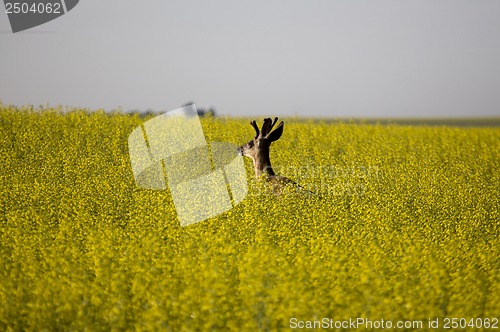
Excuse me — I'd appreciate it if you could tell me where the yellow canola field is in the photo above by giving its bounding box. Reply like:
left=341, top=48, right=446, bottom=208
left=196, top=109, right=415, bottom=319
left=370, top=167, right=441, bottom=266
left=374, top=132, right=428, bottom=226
left=0, top=106, right=498, bottom=331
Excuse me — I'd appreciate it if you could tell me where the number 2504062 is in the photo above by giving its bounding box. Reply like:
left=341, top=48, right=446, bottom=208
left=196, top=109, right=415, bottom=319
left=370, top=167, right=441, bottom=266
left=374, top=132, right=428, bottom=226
left=5, top=2, right=62, bottom=14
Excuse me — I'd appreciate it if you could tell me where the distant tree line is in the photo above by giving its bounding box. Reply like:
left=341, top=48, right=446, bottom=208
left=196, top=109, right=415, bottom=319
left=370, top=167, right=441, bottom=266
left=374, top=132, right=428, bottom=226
left=128, top=102, right=217, bottom=118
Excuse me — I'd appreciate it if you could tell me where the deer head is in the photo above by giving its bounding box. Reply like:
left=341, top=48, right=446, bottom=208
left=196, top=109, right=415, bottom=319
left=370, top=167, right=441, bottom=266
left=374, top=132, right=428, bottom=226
left=237, top=117, right=284, bottom=179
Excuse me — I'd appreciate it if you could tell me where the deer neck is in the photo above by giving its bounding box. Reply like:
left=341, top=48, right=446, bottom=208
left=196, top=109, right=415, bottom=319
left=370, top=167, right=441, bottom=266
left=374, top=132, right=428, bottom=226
left=253, top=152, right=275, bottom=178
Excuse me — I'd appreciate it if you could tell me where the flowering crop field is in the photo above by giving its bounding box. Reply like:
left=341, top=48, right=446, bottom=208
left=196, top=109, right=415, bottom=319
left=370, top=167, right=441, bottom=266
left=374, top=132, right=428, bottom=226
left=0, top=106, right=499, bottom=331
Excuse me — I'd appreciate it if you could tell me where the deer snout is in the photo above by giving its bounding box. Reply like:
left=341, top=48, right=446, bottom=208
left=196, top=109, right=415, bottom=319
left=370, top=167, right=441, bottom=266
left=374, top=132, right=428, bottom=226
left=236, top=146, right=243, bottom=156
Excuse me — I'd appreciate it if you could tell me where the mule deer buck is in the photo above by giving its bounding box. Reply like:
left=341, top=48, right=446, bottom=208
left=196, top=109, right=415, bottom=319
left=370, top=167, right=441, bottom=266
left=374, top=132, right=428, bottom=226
left=237, top=117, right=308, bottom=195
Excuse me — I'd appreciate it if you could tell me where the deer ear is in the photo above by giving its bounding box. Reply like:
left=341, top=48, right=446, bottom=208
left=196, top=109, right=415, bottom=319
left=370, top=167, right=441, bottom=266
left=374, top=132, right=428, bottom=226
left=265, top=121, right=284, bottom=142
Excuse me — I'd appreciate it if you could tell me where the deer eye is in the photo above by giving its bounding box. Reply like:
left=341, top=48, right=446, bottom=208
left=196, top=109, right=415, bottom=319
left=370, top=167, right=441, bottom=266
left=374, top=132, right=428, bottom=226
left=247, top=141, right=254, bottom=148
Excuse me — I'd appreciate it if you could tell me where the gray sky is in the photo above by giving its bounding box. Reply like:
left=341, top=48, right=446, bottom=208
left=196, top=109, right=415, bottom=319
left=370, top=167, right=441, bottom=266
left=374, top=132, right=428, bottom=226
left=1, top=0, right=499, bottom=118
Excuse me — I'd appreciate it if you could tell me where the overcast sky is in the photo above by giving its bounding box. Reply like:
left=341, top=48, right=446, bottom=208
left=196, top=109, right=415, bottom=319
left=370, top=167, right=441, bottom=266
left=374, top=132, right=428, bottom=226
left=1, top=1, right=499, bottom=118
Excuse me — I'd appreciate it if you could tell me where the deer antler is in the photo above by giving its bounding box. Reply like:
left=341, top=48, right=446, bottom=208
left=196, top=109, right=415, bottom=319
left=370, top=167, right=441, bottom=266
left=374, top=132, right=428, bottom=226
left=270, top=117, right=278, bottom=130
left=261, top=118, right=270, bottom=136
left=260, top=117, right=279, bottom=137
left=250, top=120, right=260, bottom=139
